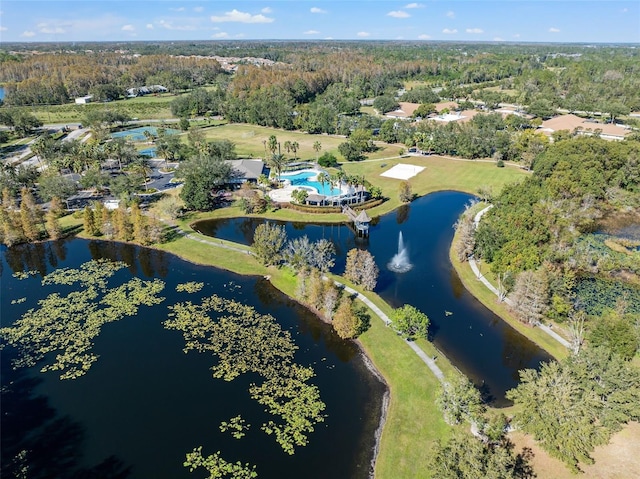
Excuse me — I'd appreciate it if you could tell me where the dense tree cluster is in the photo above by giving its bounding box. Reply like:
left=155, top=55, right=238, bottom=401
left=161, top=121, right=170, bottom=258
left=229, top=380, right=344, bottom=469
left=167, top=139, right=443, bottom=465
left=295, top=268, right=370, bottom=340
left=0, top=188, right=65, bottom=246
left=428, top=431, right=535, bottom=479
left=251, top=223, right=337, bottom=273
left=0, top=53, right=225, bottom=105
left=507, top=347, right=640, bottom=472
left=471, top=136, right=640, bottom=354
left=176, top=140, right=236, bottom=211
left=82, top=201, right=165, bottom=246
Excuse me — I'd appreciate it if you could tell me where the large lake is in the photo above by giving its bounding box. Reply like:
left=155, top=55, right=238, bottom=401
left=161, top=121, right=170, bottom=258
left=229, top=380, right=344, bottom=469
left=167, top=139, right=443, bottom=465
left=194, top=191, right=552, bottom=405
left=1, top=239, right=386, bottom=479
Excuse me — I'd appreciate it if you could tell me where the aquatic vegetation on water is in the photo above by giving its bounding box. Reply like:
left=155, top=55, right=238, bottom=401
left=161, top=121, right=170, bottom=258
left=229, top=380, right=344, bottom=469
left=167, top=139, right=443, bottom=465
left=176, top=281, right=205, bottom=293
left=219, top=415, right=250, bottom=439
left=184, top=447, right=257, bottom=479
left=165, top=295, right=326, bottom=455
left=0, top=259, right=166, bottom=379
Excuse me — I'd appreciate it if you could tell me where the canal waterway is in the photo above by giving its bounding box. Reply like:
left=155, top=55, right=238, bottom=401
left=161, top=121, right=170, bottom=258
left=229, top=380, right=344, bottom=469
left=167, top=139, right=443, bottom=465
left=193, top=191, right=553, bottom=405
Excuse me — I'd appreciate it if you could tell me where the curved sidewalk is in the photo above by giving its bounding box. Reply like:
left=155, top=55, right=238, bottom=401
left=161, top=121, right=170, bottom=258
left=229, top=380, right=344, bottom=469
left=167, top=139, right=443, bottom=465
left=329, top=278, right=445, bottom=383
left=469, top=206, right=571, bottom=349
left=164, top=219, right=448, bottom=384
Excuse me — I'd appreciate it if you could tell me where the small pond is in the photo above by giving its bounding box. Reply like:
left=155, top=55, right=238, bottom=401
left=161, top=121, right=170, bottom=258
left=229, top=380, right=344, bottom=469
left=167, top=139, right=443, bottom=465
left=1, top=239, right=386, bottom=479
left=194, top=191, right=553, bottom=405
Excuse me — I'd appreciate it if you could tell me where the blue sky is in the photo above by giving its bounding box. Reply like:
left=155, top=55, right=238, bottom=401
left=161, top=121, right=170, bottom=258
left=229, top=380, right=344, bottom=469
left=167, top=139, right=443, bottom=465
left=0, top=1, right=638, bottom=44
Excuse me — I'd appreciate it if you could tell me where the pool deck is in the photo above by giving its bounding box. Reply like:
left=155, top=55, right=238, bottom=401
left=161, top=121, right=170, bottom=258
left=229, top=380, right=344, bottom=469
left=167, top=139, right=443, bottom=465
left=269, top=169, right=350, bottom=203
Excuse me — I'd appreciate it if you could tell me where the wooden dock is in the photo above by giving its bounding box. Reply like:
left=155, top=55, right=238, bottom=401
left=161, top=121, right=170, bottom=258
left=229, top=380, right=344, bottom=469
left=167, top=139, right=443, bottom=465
left=343, top=205, right=371, bottom=236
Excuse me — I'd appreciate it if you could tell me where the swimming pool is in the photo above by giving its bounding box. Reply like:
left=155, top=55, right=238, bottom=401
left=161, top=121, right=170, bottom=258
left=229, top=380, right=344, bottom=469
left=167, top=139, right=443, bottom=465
left=110, top=126, right=180, bottom=142
left=281, top=171, right=342, bottom=196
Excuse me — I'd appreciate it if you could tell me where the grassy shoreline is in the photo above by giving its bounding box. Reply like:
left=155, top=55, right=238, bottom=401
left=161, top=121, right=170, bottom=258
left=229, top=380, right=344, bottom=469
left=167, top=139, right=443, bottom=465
left=56, top=160, right=547, bottom=478
left=448, top=219, right=569, bottom=361
left=154, top=222, right=457, bottom=478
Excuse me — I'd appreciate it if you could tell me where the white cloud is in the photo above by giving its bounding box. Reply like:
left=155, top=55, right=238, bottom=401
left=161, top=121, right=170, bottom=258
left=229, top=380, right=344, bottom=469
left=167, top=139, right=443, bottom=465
left=549, top=27, right=560, bottom=33
left=466, top=28, right=483, bottom=34
left=121, top=24, right=135, bottom=32
left=38, top=23, right=66, bottom=34
left=442, top=28, right=457, bottom=34
left=513, top=33, right=521, bottom=38
left=21, top=30, right=36, bottom=37
left=0, top=26, right=7, bottom=32
left=158, top=19, right=196, bottom=31
left=446, top=10, right=455, bottom=19
left=324, top=36, right=333, bottom=40
left=234, top=33, right=245, bottom=38
left=146, top=23, right=154, bottom=29
left=418, top=34, right=431, bottom=40
left=405, top=3, right=424, bottom=8
left=169, top=7, right=185, bottom=12
left=357, top=31, right=370, bottom=37
left=388, top=11, right=410, bottom=19
left=194, top=7, right=204, bottom=13
left=210, top=9, right=274, bottom=23
left=261, top=7, right=272, bottom=14
left=493, top=37, right=504, bottom=41
left=304, top=30, right=320, bottom=35
left=212, top=32, right=229, bottom=38
left=622, top=8, right=628, bottom=12
left=310, top=7, right=327, bottom=14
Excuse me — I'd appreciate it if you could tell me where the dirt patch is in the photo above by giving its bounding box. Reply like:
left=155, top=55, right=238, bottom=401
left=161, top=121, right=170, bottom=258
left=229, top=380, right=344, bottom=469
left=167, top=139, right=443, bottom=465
left=509, top=422, right=640, bottom=479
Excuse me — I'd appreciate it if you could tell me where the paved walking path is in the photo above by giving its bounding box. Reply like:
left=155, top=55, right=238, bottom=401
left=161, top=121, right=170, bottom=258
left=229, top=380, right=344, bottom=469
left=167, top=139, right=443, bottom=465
left=159, top=219, right=253, bottom=255
left=163, top=219, right=448, bottom=383
left=469, top=205, right=571, bottom=349
left=329, top=279, right=445, bottom=383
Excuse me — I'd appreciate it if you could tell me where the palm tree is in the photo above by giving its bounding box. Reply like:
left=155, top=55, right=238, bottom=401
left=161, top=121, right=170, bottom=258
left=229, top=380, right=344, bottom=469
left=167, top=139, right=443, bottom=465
left=31, top=133, right=57, bottom=167
left=142, top=129, right=157, bottom=144
left=130, top=158, right=153, bottom=191
left=317, top=171, right=330, bottom=205
left=267, top=135, right=278, bottom=156
left=269, top=153, right=286, bottom=182
left=283, top=140, right=292, bottom=156
left=291, top=141, right=299, bottom=161
left=356, top=174, right=366, bottom=203
left=257, top=173, right=270, bottom=193
left=313, top=141, right=322, bottom=162
left=105, top=137, right=138, bottom=172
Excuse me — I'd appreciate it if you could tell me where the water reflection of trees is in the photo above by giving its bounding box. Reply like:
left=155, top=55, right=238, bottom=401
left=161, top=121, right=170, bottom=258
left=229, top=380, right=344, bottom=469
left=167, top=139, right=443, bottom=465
left=1, top=357, right=131, bottom=479
left=254, top=278, right=358, bottom=363
left=501, top=325, right=552, bottom=383
left=87, top=240, right=169, bottom=278
left=4, top=241, right=67, bottom=277
left=449, top=268, right=465, bottom=299
left=396, top=204, right=410, bottom=224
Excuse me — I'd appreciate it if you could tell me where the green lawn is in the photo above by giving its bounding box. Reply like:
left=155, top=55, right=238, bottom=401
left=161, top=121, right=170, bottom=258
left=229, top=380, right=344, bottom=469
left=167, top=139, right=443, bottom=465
left=53, top=120, right=541, bottom=479
left=342, top=155, right=528, bottom=217
left=10, top=93, right=183, bottom=124
left=200, top=123, right=402, bottom=163
left=144, top=214, right=458, bottom=479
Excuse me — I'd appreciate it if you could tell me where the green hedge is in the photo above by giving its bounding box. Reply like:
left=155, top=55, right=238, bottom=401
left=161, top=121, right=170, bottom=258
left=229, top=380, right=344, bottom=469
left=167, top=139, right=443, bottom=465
left=279, top=197, right=386, bottom=214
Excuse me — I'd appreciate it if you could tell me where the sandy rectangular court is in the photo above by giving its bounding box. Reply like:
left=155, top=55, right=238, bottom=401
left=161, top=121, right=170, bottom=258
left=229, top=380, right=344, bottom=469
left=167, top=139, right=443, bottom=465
left=380, top=163, right=425, bottom=180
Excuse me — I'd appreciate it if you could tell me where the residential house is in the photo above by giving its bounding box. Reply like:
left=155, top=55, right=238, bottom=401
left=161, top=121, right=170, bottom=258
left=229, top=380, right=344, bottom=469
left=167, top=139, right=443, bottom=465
left=539, top=114, right=632, bottom=141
